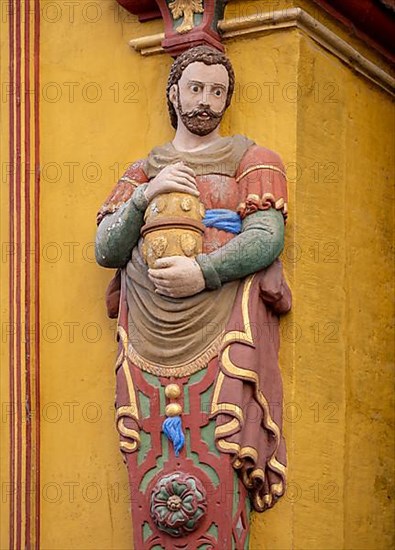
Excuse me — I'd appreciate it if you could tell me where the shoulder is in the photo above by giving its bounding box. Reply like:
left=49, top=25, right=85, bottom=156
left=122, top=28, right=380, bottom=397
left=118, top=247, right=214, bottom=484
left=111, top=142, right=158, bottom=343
left=238, top=143, right=285, bottom=174
left=235, top=141, right=289, bottom=221
left=119, top=158, right=149, bottom=185
left=96, top=158, right=148, bottom=225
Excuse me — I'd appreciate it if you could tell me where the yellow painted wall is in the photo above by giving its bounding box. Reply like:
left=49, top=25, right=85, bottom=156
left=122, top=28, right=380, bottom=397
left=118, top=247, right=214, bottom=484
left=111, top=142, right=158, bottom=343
left=290, top=35, right=394, bottom=550
left=1, top=1, right=393, bottom=549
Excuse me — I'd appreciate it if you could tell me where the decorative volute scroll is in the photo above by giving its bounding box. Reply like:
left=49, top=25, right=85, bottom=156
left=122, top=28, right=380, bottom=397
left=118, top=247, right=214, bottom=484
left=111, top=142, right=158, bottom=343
left=115, top=0, right=228, bottom=54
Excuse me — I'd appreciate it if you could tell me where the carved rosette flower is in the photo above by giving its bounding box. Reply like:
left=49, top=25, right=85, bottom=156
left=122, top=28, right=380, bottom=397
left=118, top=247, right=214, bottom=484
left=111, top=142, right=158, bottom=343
left=150, top=472, right=207, bottom=537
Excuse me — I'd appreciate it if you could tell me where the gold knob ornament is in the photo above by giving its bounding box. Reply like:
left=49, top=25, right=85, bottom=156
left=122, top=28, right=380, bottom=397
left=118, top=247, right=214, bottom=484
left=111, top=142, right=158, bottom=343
left=164, top=384, right=181, bottom=399
left=165, top=403, right=182, bottom=417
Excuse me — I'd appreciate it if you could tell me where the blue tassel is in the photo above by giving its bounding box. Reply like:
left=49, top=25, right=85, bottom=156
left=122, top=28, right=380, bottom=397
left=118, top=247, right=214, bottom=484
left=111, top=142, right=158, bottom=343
left=162, top=416, right=185, bottom=456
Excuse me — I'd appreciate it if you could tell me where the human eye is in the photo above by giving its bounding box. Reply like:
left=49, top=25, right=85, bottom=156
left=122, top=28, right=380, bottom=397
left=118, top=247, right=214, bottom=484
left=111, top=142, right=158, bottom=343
left=214, top=88, right=223, bottom=97
left=190, top=83, right=201, bottom=93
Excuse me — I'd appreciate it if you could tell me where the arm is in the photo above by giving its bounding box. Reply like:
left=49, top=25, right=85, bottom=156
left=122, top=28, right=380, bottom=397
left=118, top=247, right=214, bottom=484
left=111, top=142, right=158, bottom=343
left=195, top=144, right=288, bottom=286
left=195, top=208, right=284, bottom=289
left=96, top=161, right=199, bottom=268
left=148, top=146, right=288, bottom=298
left=95, top=184, right=148, bottom=268
left=148, top=208, right=284, bottom=297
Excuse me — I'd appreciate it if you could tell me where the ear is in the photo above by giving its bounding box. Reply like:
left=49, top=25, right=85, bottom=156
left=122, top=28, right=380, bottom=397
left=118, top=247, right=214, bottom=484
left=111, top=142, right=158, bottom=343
left=169, top=84, right=178, bottom=107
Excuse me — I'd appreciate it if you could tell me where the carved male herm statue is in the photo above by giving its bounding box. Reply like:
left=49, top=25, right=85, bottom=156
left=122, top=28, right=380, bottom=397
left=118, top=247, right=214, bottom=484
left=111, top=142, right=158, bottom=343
left=96, top=46, right=291, bottom=549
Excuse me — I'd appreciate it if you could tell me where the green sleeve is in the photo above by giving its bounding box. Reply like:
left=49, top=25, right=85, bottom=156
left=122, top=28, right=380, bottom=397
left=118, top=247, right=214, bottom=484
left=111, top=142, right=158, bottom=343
left=195, top=208, right=285, bottom=289
left=95, top=184, right=148, bottom=268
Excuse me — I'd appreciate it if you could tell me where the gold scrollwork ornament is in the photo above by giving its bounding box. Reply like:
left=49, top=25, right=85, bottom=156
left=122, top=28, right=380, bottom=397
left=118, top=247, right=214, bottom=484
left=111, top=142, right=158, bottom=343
left=169, top=0, right=204, bottom=34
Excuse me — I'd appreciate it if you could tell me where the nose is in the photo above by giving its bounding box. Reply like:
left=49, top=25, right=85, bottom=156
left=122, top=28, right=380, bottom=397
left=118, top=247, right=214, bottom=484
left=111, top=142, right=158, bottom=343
left=200, top=85, right=211, bottom=107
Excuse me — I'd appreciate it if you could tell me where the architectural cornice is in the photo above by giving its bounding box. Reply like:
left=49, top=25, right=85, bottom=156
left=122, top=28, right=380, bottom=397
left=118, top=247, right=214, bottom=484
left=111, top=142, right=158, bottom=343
left=128, top=7, right=395, bottom=96
left=310, top=0, right=395, bottom=60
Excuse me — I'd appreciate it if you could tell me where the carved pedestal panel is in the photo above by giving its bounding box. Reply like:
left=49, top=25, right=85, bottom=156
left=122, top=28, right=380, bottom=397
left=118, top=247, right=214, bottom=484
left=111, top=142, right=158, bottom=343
left=119, top=359, right=251, bottom=549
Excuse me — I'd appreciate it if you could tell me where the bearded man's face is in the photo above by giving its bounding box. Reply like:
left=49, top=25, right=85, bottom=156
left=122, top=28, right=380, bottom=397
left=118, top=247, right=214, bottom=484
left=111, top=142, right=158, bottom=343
left=173, top=62, right=229, bottom=136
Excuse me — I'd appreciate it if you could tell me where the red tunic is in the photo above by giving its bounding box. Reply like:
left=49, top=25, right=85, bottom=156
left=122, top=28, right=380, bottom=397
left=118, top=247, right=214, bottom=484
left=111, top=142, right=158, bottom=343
left=98, top=141, right=291, bottom=549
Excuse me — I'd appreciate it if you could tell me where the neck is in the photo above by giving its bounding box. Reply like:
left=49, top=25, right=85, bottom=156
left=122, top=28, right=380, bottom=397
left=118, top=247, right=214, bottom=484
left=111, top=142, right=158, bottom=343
left=172, top=124, right=221, bottom=152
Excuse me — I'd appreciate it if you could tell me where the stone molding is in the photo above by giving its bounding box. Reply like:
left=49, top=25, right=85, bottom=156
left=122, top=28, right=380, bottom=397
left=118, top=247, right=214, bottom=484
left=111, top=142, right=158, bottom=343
left=128, top=7, right=395, bottom=96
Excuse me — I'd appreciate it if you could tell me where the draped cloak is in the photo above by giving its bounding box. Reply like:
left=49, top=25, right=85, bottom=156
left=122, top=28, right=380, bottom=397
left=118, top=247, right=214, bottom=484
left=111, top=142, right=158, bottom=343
left=99, top=135, right=292, bottom=512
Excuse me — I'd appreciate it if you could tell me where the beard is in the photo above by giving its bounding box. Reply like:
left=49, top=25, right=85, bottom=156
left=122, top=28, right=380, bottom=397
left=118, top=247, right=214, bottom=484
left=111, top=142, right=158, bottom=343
left=177, top=90, right=224, bottom=136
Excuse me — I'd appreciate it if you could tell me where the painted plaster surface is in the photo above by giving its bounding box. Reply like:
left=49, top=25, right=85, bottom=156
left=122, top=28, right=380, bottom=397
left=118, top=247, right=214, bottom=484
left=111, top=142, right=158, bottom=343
left=0, top=1, right=393, bottom=549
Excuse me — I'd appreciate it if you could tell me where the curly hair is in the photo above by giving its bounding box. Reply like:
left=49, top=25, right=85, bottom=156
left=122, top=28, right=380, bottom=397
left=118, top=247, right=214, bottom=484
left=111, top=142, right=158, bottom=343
left=166, top=45, right=235, bottom=129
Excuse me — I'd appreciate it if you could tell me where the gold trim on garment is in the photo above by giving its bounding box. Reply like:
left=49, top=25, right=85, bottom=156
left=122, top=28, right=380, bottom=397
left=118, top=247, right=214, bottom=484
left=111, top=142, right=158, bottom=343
left=115, top=326, right=140, bottom=453
left=215, top=418, right=240, bottom=437
left=237, top=194, right=288, bottom=217
left=126, top=332, right=224, bottom=378
left=118, top=325, right=128, bottom=351
left=236, top=164, right=287, bottom=182
left=239, top=446, right=259, bottom=462
left=250, top=468, right=265, bottom=480
left=116, top=415, right=140, bottom=453
left=121, top=359, right=138, bottom=419
left=115, top=398, right=140, bottom=453
left=120, top=440, right=138, bottom=452
left=211, top=275, right=287, bottom=510
left=216, top=438, right=241, bottom=454
left=262, top=192, right=275, bottom=202
left=119, top=176, right=139, bottom=187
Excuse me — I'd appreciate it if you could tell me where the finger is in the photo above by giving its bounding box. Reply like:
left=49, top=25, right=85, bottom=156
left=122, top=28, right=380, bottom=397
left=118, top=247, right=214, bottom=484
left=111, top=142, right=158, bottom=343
left=177, top=166, right=196, bottom=179
left=148, top=268, right=169, bottom=286
left=154, top=284, right=172, bottom=294
left=148, top=269, right=168, bottom=280
left=164, top=182, right=200, bottom=196
left=171, top=163, right=196, bottom=177
left=154, top=256, right=178, bottom=269
left=170, top=175, right=197, bottom=186
left=170, top=171, right=197, bottom=186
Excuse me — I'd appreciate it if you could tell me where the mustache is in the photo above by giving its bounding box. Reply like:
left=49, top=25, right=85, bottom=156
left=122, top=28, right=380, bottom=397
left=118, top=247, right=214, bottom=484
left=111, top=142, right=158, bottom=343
left=183, top=106, right=223, bottom=119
